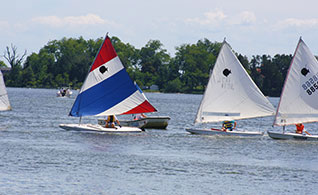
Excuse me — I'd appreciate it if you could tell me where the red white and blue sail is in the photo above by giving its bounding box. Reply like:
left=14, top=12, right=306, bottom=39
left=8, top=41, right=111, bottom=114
left=69, top=35, right=157, bottom=117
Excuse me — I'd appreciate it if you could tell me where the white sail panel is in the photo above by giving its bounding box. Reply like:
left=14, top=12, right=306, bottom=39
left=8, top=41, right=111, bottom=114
left=274, top=38, right=318, bottom=126
left=195, top=41, right=275, bottom=123
left=0, top=70, right=11, bottom=111
left=80, top=56, right=124, bottom=93
left=96, top=90, right=146, bottom=116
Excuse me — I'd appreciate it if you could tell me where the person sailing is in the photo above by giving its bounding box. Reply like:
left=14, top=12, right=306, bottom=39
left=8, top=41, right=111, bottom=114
left=221, top=120, right=237, bottom=131
left=60, top=88, right=66, bottom=96
left=295, top=123, right=311, bottom=135
left=133, top=113, right=146, bottom=120
left=105, top=115, right=121, bottom=128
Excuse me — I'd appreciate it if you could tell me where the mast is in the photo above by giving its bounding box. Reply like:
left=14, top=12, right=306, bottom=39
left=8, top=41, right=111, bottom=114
left=273, top=37, right=302, bottom=127
left=194, top=40, right=227, bottom=123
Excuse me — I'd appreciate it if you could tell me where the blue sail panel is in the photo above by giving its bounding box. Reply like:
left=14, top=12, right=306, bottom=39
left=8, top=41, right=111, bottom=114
left=70, top=69, right=136, bottom=116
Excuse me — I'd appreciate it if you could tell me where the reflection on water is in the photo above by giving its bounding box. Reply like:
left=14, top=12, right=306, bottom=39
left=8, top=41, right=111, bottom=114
left=0, top=88, right=317, bottom=194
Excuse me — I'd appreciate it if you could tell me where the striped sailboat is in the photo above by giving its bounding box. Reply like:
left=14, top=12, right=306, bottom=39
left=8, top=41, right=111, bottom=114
left=59, top=34, right=157, bottom=133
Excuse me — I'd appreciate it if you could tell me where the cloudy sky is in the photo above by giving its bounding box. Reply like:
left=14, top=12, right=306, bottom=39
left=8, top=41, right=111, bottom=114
left=1, top=0, right=318, bottom=62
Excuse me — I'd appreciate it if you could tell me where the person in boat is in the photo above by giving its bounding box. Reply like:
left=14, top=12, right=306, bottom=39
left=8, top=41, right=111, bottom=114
left=221, top=120, right=237, bottom=131
left=105, top=115, right=121, bottom=128
left=62, top=89, right=66, bottom=96
left=295, top=123, right=311, bottom=135
left=133, top=113, right=146, bottom=120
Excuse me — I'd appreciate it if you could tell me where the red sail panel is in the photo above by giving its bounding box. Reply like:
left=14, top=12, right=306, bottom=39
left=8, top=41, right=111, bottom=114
left=122, top=100, right=157, bottom=115
left=90, top=36, right=117, bottom=72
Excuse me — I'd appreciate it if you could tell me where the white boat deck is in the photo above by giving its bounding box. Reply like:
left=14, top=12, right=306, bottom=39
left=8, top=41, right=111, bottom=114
left=59, top=124, right=142, bottom=133
left=186, top=128, right=264, bottom=137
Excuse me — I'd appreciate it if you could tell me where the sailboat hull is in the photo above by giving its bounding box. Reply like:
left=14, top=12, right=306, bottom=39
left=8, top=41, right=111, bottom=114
left=186, top=128, right=264, bottom=137
left=267, top=131, right=318, bottom=141
left=59, top=124, right=142, bottom=133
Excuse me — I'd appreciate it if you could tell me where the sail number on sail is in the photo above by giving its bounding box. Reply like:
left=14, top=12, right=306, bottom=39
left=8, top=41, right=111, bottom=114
left=302, top=71, right=318, bottom=95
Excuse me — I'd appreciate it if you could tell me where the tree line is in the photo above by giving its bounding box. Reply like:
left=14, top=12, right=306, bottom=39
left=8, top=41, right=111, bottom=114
left=1, top=36, right=296, bottom=97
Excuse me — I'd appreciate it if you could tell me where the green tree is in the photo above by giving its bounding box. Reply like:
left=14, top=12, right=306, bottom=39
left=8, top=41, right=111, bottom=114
left=21, top=66, right=36, bottom=87
left=0, top=36, right=296, bottom=97
left=40, top=37, right=98, bottom=88
left=2, top=44, right=26, bottom=86
left=237, top=54, right=250, bottom=74
left=173, top=38, right=221, bottom=93
left=165, top=78, right=183, bottom=93
left=0, top=60, right=8, bottom=68
left=138, top=40, right=170, bottom=89
left=250, top=55, right=264, bottom=90
left=250, top=54, right=292, bottom=97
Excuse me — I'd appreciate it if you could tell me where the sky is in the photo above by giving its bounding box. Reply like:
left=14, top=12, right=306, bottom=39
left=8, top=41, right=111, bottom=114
left=1, top=0, right=318, bottom=64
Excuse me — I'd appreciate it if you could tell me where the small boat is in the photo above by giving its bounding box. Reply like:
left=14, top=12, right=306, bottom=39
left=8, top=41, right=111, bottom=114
left=98, top=116, right=170, bottom=129
left=59, top=34, right=157, bottom=133
left=186, top=39, right=275, bottom=137
left=187, top=128, right=264, bottom=137
left=138, top=116, right=170, bottom=129
left=57, top=87, right=72, bottom=97
left=268, top=37, right=318, bottom=141
left=267, top=131, right=318, bottom=141
left=0, top=70, right=11, bottom=111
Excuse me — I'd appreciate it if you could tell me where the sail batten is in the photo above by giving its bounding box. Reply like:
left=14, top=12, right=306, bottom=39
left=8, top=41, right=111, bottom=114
left=274, top=38, right=318, bottom=126
left=195, top=41, right=275, bottom=123
left=69, top=35, right=156, bottom=117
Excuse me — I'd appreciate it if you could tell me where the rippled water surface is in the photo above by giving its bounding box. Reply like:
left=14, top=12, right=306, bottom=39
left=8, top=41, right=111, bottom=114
left=0, top=88, right=318, bottom=194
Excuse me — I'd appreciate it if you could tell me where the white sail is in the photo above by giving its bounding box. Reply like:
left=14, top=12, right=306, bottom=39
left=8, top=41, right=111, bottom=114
left=274, top=38, right=318, bottom=126
left=195, top=41, right=275, bottom=123
left=0, top=70, right=11, bottom=111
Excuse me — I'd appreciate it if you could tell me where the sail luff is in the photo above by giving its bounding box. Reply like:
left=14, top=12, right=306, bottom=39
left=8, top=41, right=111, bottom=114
left=195, top=40, right=227, bottom=123
left=273, top=37, right=302, bottom=126
left=80, top=34, right=109, bottom=93
left=69, top=35, right=108, bottom=116
left=273, top=38, right=318, bottom=126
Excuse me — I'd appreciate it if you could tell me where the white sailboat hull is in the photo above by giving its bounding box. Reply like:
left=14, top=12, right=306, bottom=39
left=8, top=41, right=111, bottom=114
left=59, top=124, right=142, bottom=133
left=267, top=131, right=318, bottom=141
left=186, top=128, right=264, bottom=137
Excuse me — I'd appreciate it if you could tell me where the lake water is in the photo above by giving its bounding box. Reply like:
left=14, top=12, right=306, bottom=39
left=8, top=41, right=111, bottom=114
left=0, top=88, right=317, bottom=194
